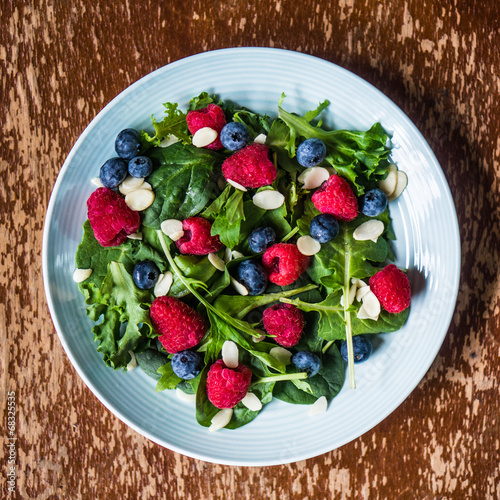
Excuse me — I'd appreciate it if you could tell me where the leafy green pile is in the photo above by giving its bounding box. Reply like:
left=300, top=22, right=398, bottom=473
left=75, top=92, right=409, bottom=430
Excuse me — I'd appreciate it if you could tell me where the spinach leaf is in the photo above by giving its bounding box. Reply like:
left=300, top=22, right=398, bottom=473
left=142, top=143, right=222, bottom=229
left=136, top=347, right=170, bottom=381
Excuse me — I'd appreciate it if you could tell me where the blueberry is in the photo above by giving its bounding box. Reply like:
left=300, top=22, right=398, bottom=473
left=171, top=350, right=203, bottom=380
left=132, top=260, right=160, bottom=289
left=220, top=122, right=250, bottom=151
left=99, top=157, right=128, bottom=189
left=128, top=156, right=153, bottom=178
left=291, top=351, right=321, bottom=377
left=309, top=214, right=339, bottom=243
left=340, top=335, right=373, bottom=363
left=115, top=128, right=142, bottom=160
left=248, top=226, right=276, bottom=253
left=236, top=260, right=267, bottom=295
left=296, top=138, right=327, bottom=167
left=359, top=188, right=388, bottom=217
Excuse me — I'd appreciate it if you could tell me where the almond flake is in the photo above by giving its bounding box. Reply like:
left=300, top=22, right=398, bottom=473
left=254, top=133, right=267, bottom=144
left=209, top=408, right=233, bottom=432
left=353, top=220, right=384, bottom=242
left=160, top=219, right=183, bottom=237
left=362, top=290, right=381, bottom=317
left=252, top=190, right=285, bottom=210
left=269, top=346, right=292, bottom=365
left=119, top=176, right=145, bottom=195
left=297, top=167, right=330, bottom=189
left=388, top=170, right=408, bottom=201
left=168, top=231, right=184, bottom=242
left=91, top=177, right=104, bottom=188
left=340, top=284, right=356, bottom=307
left=378, top=163, right=398, bottom=196
left=296, top=235, right=321, bottom=256
left=208, top=253, right=226, bottom=272
left=227, top=179, right=247, bottom=192
left=308, top=395, right=328, bottom=416
left=351, top=278, right=368, bottom=288
left=222, top=340, right=239, bottom=368
left=241, top=392, right=262, bottom=411
left=127, top=232, right=143, bottom=240
left=192, top=127, right=217, bottom=148
left=230, top=277, right=248, bottom=296
left=232, top=250, right=245, bottom=260
left=224, top=247, right=233, bottom=263
left=252, top=329, right=266, bottom=343
left=158, top=134, right=180, bottom=148
left=357, top=303, right=379, bottom=321
left=73, top=268, right=92, bottom=283
left=176, top=388, right=196, bottom=402
left=154, top=271, right=173, bottom=297
left=356, top=285, right=370, bottom=302
left=125, top=188, right=155, bottom=211
left=126, top=351, right=137, bottom=371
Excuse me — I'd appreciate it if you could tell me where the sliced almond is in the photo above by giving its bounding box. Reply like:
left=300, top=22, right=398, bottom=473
left=241, top=392, right=262, bottom=411
left=388, top=170, right=408, bottom=201
left=224, top=247, right=233, bottom=263
left=91, top=177, right=104, bottom=188
left=227, top=179, right=248, bottom=192
left=254, top=133, right=267, bottom=144
left=297, top=166, right=330, bottom=189
left=141, top=181, right=153, bottom=191
left=308, top=395, right=328, bottom=416
left=192, top=127, right=217, bottom=148
left=119, top=175, right=145, bottom=195
left=127, top=232, right=143, bottom=240
left=158, top=134, right=180, bottom=148
left=73, top=268, right=92, bottom=283
left=232, top=250, right=245, bottom=260
left=252, top=329, right=266, bottom=343
left=230, top=277, right=248, bottom=296
left=175, top=388, right=196, bottom=402
left=126, top=351, right=137, bottom=371
left=209, top=408, right=233, bottom=432
left=160, top=219, right=184, bottom=238
left=269, top=346, right=292, bottom=365
left=378, top=163, right=398, bottom=196
left=125, top=188, right=155, bottom=211
left=222, top=340, right=239, bottom=368
left=296, top=235, right=321, bottom=256
left=340, top=283, right=357, bottom=307
left=357, top=303, right=378, bottom=320
left=353, top=220, right=384, bottom=242
left=362, top=290, right=381, bottom=317
left=154, top=271, right=173, bottom=297
left=208, top=253, right=226, bottom=272
left=351, top=278, right=368, bottom=288
left=356, top=285, right=371, bottom=302
left=169, top=231, right=184, bottom=242
left=252, top=190, right=285, bottom=210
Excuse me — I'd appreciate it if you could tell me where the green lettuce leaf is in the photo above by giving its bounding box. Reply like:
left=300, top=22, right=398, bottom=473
left=142, top=101, right=190, bottom=146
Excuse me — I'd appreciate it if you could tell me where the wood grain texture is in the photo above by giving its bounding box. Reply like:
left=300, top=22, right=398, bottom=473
left=1, top=0, right=499, bottom=498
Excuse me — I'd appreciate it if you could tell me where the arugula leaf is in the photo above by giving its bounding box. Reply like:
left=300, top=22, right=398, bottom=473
left=87, top=261, right=156, bottom=370
left=210, top=188, right=246, bottom=249
left=169, top=254, right=218, bottom=298
left=142, top=101, right=190, bottom=146
left=142, top=143, right=222, bottom=229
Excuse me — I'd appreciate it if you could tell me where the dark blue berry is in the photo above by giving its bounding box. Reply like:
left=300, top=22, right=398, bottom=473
left=115, top=128, right=142, bottom=160
left=220, top=122, right=250, bottom=151
left=248, top=226, right=276, bottom=253
left=296, top=138, right=327, bottom=167
left=291, top=351, right=321, bottom=377
left=128, top=156, right=153, bottom=178
left=171, top=350, right=203, bottom=380
left=309, top=214, right=339, bottom=243
left=132, top=260, right=160, bottom=289
left=99, top=157, right=128, bottom=189
left=340, top=335, right=373, bottom=363
left=236, top=260, right=267, bottom=295
left=359, top=188, right=388, bottom=217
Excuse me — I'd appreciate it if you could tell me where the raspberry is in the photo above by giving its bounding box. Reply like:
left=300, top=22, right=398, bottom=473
left=369, top=264, right=411, bottom=313
left=262, top=243, right=310, bottom=286
left=206, top=359, right=252, bottom=409
left=87, top=187, right=140, bottom=247
left=262, top=303, right=304, bottom=347
left=186, top=104, right=226, bottom=150
left=311, top=174, right=358, bottom=221
left=222, top=143, right=277, bottom=188
left=150, top=296, right=207, bottom=354
left=175, top=217, right=223, bottom=255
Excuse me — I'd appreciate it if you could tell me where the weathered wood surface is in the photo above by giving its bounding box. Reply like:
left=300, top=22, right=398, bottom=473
left=1, top=0, right=499, bottom=498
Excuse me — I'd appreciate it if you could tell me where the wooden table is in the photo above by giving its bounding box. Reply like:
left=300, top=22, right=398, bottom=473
left=2, top=1, right=499, bottom=498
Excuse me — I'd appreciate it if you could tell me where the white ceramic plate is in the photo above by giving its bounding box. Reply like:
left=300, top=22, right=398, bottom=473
left=42, top=48, right=460, bottom=466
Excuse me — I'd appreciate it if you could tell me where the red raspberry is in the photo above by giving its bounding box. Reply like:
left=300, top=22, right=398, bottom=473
left=206, top=359, right=252, bottom=409
left=262, top=303, right=304, bottom=347
left=175, top=217, right=223, bottom=255
left=262, top=243, right=310, bottom=286
left=369, top=264, right=411, bottom=313
left=311, top=174, right=358, bottom=221
left=87, top=187, right=140, bottom=247
left=150, top=296, right=207, bottom=353
left=221, top=143, right=277, bottom=188
left=186, top=104, right=226, bottom=150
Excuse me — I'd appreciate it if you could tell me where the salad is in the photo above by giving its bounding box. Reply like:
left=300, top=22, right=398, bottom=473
left=74, top=92, right=410, bottom=431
